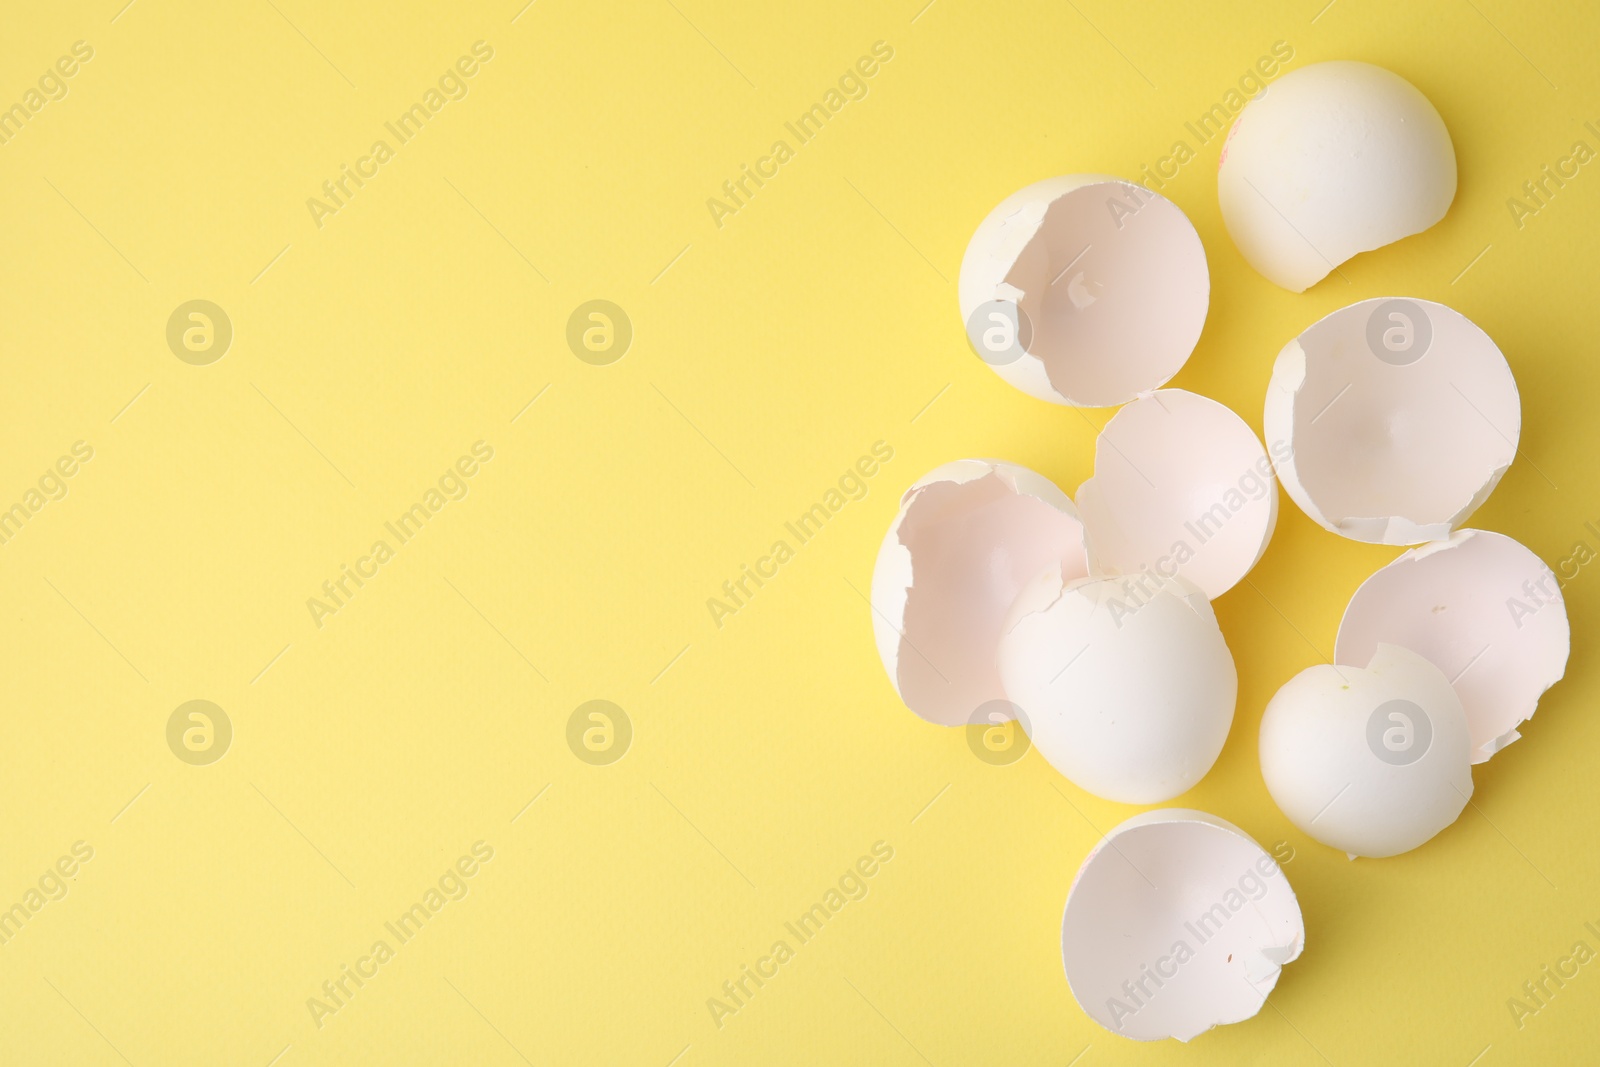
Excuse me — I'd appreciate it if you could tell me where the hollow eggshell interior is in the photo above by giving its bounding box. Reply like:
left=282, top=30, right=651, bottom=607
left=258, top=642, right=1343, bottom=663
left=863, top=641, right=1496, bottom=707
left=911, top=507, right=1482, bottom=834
left=1218, top=60, right=1457, bottom=292
left=1337, top=529, right=1570, bottom=763
left=958, top=175, right=1209, bottom=407
left=1062, top=809, right=1304, bottom=1042
left=871, top=460, right=1089, bottom=727
left=1077, top=388, right=1277, bottom=598
left=1264, top=297, right=1519, bottom=545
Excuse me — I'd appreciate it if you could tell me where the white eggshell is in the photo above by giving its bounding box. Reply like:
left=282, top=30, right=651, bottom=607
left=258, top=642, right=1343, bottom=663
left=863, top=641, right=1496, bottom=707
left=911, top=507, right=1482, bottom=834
left=958, top=175, right=1209, bottom=407
left=1062, top=809, right=1304, bottom=1042
left=1259, top=644, right=1473, bottom=858
left=997, top=572, right=1236, bottom=803
left=1337, top=529, right=1570, bottom=763
left=871, top=460, right=1090, bottom=726
left=1264, top=296, right=1519, bottom=545
left=1218, top=61, right=1456, bottom=291
left=1077, top=389, right=1277, bottom=598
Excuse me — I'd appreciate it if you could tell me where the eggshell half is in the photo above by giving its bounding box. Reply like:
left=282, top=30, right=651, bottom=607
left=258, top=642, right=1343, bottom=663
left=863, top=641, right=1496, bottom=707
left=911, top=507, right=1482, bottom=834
left=871, top=461, right=1090, bottom=726
left=1218, top=61, right=1456, bottom=291
left=1264, top=297, right=1519, bottom=545
left=998, top=572, right=1236, bottom=803
left=1337, top=529, right=1570, bottom=763
left=1062, top=809, right=1304, bottom=1042
left=1077, top=389, right=1277, bottom=598
left=958, top=176, right=1209, bottom=407
left=1259, top=644, right=1473, bottom=859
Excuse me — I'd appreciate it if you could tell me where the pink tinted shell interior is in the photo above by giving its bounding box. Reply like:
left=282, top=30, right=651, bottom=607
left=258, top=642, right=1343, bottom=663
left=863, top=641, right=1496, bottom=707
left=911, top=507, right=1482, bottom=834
left=1336, top=529, right=1570, bottom=762
left=878, top=463, right=1089, bottom=726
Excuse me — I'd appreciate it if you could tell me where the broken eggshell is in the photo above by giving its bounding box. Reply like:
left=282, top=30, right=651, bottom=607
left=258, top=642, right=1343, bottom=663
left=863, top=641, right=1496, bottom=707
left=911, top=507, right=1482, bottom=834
left=997, top=571, right=1236, bottom=804
left=958, top=175, right=1209, bottom=407
left=1077, top=388, right=1278, bottom=598
left=1062, top=808, right=1304, bottom=1042
left=1218, top=60, right=1457, bottom=291
left=1264, top=296, right=1519, bottom=545
left=1337, top=529, right=1570, bottom=764
left=1259, top=643, right=1473, bottom=859
left=871, top=460, right=1090, bottom=727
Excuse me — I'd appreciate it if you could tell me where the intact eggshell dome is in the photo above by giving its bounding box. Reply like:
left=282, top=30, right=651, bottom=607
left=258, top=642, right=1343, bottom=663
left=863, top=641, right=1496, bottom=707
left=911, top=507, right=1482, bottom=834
left=1062, top=809, right=1304, bottom=1042
left=958, top=175, right=1209, bottom=407
left=871, top=460, right=1090, bottom=727
left=1218, top=61, right=1456, bottom=291
left=997, top=571, right=1236, bottom=803
left=1264, top=297, right=1519, bottom=545
left=1259, top=644, right=1473, bottom=859
left=1337, top=529, right=1570, bottom=763
left=1077, top=388, right=1277, bottom=598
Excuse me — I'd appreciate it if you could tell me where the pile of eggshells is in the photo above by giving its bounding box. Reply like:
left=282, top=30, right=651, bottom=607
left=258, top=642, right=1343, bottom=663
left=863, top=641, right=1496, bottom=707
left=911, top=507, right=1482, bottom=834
left=871, top=61, right=1570, bottom=1042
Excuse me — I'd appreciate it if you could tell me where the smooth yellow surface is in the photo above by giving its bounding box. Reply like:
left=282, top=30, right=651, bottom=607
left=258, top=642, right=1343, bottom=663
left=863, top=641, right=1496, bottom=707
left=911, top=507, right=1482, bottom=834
left=1, top=0, right=1596, bottom=1063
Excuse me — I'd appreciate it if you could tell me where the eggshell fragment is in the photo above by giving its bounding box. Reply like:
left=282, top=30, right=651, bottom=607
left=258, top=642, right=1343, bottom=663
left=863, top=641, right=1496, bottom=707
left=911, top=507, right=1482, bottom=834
left=958, top=175, right=1209, bottom=407
left=997, top=571, right=1235, bottom=803
left=1264, top=297, right=1519, bottom=545
left=1259, top=644, right=1473, bottom=859
left=1218, top=61, right=1457, bottom=291
left=871, top=461, right=1089, bottom=726
left=1337, top=530, right=1570, bottom=763
left=1077, top=389, right=1277, bottom=598
left=1062, top=809, right=1304, bottom=1042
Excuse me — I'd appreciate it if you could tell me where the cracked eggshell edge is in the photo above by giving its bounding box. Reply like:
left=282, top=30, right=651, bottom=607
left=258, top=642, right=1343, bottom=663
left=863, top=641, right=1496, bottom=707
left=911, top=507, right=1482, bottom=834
left=1263, top=301, right=1518, bottom=545
left=869, top=459, right=1088, bottom=709
left=1061, top=808, right=1305, bottom=1042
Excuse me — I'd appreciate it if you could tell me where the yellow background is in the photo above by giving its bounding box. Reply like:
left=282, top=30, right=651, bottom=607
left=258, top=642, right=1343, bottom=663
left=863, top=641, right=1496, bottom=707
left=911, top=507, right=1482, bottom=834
left=0, top=0, right=1596, bottom=1063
